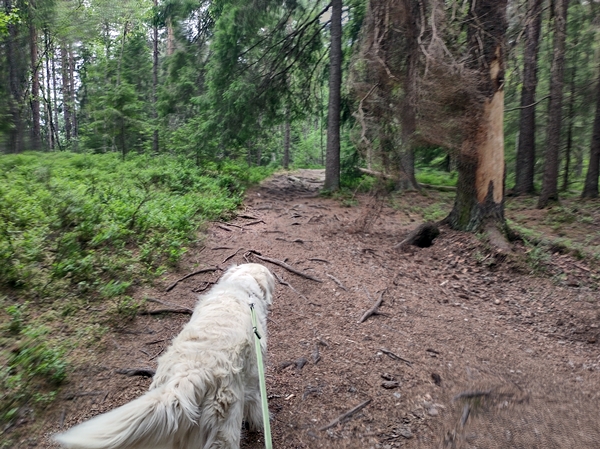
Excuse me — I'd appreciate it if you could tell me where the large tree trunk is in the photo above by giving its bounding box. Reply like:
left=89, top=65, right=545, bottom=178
left=582, top=69, right=600, bottom=198
left=446, top=0, right=508, bottom=232
left=324, top=0, right=342, bottom=191
left=562, top=42, right=578, bottom=192
left=513, top=0, right=542, bottom=195
left=538, top=0, right=569, bottom=208
left=30, top=19, right=41, bottom=151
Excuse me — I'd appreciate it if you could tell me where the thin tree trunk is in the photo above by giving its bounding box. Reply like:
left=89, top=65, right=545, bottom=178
left=513, top=0, right=542, bottom=195
left=7, top=0, right=23, bottom=153
left=562, top=46, right=577, bottom=192
left=446, top=0, right=508, bottom=232
left=69, top=47, right=78, bottom=146
left=30, top=18, right=41, bottom=150
left=167, top=17, right=175, bottom=56
left=538, top=0, right=569, bottom=208
left=283, top=117, right=291, bottom=170
left=61, top=44, right=72, bottom=142
left=152, top=0, right=159, bottom=153
left=51, top=38, right=61, bottom=149
left=44, top=30, right=55, bottom=150
left=324, top=0, right=342, bottom=191
left=582, top=68, right=600, bottom=198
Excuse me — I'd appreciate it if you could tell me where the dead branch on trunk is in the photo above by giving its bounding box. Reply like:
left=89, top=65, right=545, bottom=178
left=358, top=289, right=386, bottom=323
left=115, top=368, right=156, bottom=378
left=165, top=267, right=219, bottom=292
left=326, top=273, right=348, bottom=291
left=394, top=222, right=440, bottom=250
left=319, top=399, right=373, bottom=431
left=248, top=251, right=323, bottom=282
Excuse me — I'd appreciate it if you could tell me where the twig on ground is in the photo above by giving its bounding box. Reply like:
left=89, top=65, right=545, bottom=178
left=219, top=221, right=243, bottom=229
left=222, top=248, right=245, bottom=264
left=326, top=273, right=348, bottom=291
left=248, top=251, right=323, bottom=282
left=244, top=220, right=265, bottom=226
left=115, top=368, right=156, bottom=378
left=211, top=246, right=234, bottom=250
left=217, top=224, right=233, bottom=232
left=273, top=272, right=321, bottom=306
left=139, top=308, right=193, bottom=315
left=312, top=344, right=321, bottom=364
left=319, top=399, right=373, bottom=431
left=380, top=348, right=412, bottom=367
left=460, top=404, right=471, bottom=427
left=166, top=267, right=219, bottom=292
left=309, top=258, right=330, bottom=264
left=358, top=289, right=386, bottom=323
left=149, top=347, right=165, bottom=361
left=238, top=214, right=259, bottom=220
left=453, top=390, right=492, bottom=401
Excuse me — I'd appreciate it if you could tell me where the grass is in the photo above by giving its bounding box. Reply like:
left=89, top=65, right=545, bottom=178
left=0, top=151, right=272, bottom=425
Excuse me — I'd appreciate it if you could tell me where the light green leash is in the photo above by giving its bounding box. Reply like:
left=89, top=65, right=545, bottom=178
left=249, top=302, right=273, bottom=449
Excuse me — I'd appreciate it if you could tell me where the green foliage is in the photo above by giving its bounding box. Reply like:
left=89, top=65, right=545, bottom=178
left=1, top=304, right=67, bottom=422
left=0, top=152, right=265, bottom=295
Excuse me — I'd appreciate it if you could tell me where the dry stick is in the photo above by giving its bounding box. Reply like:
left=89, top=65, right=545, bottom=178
left=165, top=267, right=219, bottom=292
left=460, top=404, right=471, bottom=427
left=244, top=220, right=265, bottom=226
left=380, top=348, right=412, bottom=367
left=309, top=258, right=330, bottom=264
left=211, top=246, right=234, bottom=250
left=326, top=273, right=348, bottom=291
left=218, top=221, right=243, bottom=229
left=319, top=399, right=373, bottom=431
left=248, top=251, right=323, bottom=283
left=217, top=225, right=233, bottom=232
left=358, top=290, right=386, bottom=323
left=238, top=214, right=259, bottom=220
left=222, top=248, right=245, bottom=264
left=453, top=390, right=492, bottom=401
left=273, top=272, right=321, bottom=306
left=115, top=368, right=156, bottom=378
left=139, top=308, right=193, bottom=315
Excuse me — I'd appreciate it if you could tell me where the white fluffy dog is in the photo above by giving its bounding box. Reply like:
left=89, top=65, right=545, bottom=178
left=53, top=263, right=275, bottom=449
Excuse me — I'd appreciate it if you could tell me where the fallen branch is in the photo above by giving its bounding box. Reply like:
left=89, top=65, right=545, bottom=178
left=166, top=267, right=219, bottom=292
left=115, top=368, right=156, bottom=378
left=244, top=220, right=265, bottom=226
left=217, top=224, right=233, bottom=232
left=139, top=308, right=193, bottom=315
left=326, top=273, right=348, bottom=291
left=319, top=399, right=372, bottom=431
left=273, top=272, right=321, bottom=306
left=222, top=248, right=245, bottom=265
left=380, top=348, right=412, bottom=367
left=309, top=258, right=330, bottom=264
left=248, top=251, right=323, bottom=282
left=358, top=290, right=386, bottom=323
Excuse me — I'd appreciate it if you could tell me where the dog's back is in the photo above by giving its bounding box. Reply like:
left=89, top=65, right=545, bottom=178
left=54, top=263, right=274, bottom=449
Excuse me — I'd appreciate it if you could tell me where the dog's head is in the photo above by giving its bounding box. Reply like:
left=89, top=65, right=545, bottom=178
left=219, top=263, right=275, bottom=306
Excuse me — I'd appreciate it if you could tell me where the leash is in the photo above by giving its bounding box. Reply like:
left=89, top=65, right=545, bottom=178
left=249, top=302, right=273, bottom=449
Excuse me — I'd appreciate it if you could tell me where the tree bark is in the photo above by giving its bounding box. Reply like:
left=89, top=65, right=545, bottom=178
left=324, top=0, right=342, bottom=191
left=538, top=0, right=569, bottom=208
left=562, top=40, right=578, bottom=192
left=513, top=0, right=542, bottom=195
left=6, top=0, right=24, bottom=153
left=582, top=68, right=600, bottom=198
left=44, top=29, right=55, bottom=150
left=68, top=47, right=78, bottom=145
left=446, top=0, right=508, bottom=232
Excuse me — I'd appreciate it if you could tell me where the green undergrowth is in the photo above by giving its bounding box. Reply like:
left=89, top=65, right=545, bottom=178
left=0, top=151, right=272, bottom=423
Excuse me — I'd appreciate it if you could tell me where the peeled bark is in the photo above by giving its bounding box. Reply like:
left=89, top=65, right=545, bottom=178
left=513, top=0, right=542, bottom=195
left=446, top=0, right=508, bottom=232
left=324, top=0, right=342, bottom=191
left=538, top=0, right=569, bottom=208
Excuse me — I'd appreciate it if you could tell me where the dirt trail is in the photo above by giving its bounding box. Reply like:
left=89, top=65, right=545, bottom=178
left=33, top=170, right=600, bottom=448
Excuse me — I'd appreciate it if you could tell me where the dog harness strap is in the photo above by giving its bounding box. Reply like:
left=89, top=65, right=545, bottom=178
left=249, top=302, right=273, bottom=449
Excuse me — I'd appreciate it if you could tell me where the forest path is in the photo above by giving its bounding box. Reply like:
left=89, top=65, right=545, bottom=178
left=39, top=170, right=600, bottom=449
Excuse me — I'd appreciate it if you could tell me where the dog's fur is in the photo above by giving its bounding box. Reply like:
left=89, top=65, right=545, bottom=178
left=53, top=263, right=275, bottom=449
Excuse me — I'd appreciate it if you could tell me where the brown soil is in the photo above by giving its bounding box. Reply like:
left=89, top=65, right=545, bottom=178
left=16, top=170, right=600, bottom=448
